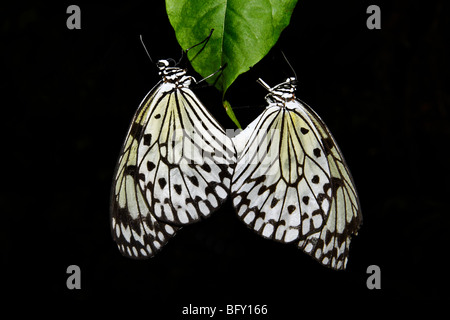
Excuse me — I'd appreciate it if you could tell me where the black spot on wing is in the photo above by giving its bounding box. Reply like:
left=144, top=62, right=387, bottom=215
left=311, top=175, right=320, bottom=184
left=130, top=123, right=143, bottom=139
left=201, top=163, right=211, bottom=173
left=313, top=148, right=321, bottom=158
left=270, top=198, right=279, bottom=208
left=147, top=161, right=156, bottom=171
left=174, top=184, right=182, bottom=195
left=322, top=137, right=334, bottom=155
left=125, top=165, right=137, bottom=176
left=187, top=175, right=199, bottom=187
left=258, top=185, right=267, bottom=195
left=251, top=175, right=266, bottom=185
left=143, top=134, right=152, bottom=146
left=158, top=178, right=167, bottom=189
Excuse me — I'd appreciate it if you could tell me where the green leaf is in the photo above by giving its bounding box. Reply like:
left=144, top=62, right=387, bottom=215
left=166, top=0, right=298, bottom=96
left=223, top=100, right=242, bottom=129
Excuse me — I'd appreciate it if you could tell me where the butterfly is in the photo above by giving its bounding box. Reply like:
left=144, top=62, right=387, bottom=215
left=231, top=76, right=362, bottom=270
left=110, top=56, right=236, bottom=259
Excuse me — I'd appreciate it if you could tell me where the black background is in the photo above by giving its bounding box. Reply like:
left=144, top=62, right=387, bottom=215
left=3, top=0, right=449, bottom=313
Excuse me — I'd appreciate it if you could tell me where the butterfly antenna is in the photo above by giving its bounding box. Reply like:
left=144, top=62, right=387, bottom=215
left=167, top=58, right=177, bottom=65
left=197, top=62, right=227, bottom=85
left=184, top=29, right=214, bottom=64
left=140, top=34, right=154, bottom=64
left=281, top=51, right=297, bottom=81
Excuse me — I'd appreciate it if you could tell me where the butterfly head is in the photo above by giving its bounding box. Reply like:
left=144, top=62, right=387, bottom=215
left=157, top=59, right=193, bottom=87
left=258, top=77, right=297, bottom=106
left=284, top=77, right=298, bottom=87
left=273, top=77, right=297, bottom=94
left=156, top=59, right=170, bottom=70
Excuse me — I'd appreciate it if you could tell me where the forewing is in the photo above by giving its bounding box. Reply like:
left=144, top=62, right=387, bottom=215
left=111, top=83, right=235, bottom=259
left=136, top=85, right=236, bottom=225
left=110, top=83, right=179, bottom=259
left=231, top=103, right=332, bottom=243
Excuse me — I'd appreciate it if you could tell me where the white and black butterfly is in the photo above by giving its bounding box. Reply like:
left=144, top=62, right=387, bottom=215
left=231, top=77, right=361, bottom=270
left=110, top=54, right=236, bottom=258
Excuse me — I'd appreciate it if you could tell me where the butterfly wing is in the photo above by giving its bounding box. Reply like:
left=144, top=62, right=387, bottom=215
left=111, top=82, right=235, bottom=258
left=232, top=98, right=361, bottom=270
left=231, top=103, right=333, bottom=243
left=296, top=99, right=362, bottom=270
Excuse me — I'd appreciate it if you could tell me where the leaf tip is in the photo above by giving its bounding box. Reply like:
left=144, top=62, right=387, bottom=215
left=223, top=100, right=242, bottom=129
